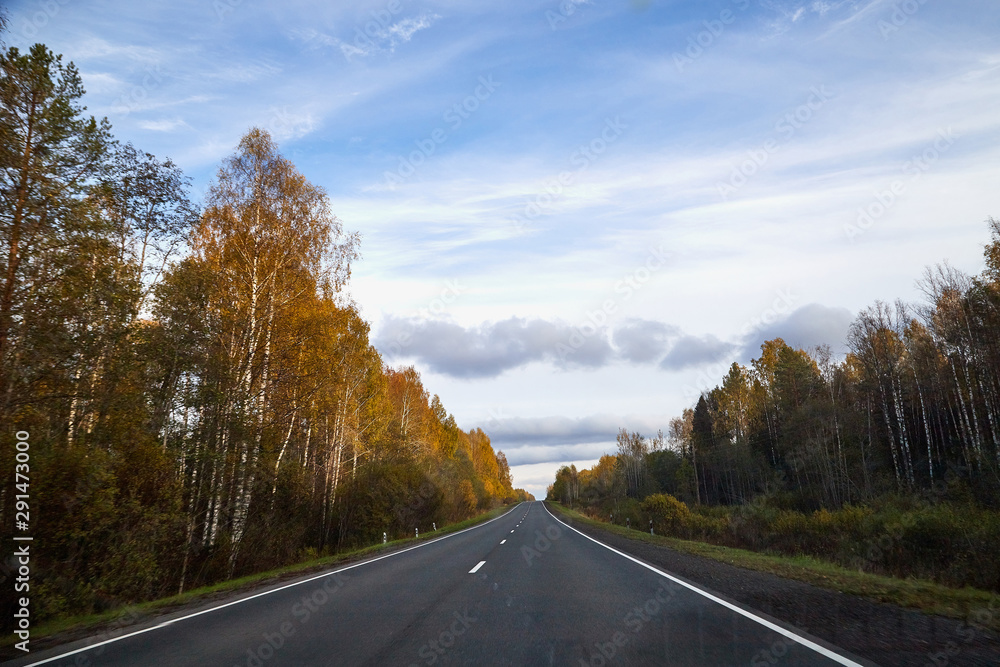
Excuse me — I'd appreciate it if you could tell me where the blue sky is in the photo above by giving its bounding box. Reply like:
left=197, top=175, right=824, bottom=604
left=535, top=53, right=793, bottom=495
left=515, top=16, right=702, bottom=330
left=7, top=0, right=1000, bottom=497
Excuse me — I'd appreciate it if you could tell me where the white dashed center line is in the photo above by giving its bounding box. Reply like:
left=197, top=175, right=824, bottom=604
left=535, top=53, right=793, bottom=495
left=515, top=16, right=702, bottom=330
left=469, top=561, right=486, bottom=574
left=500, top=539, right=506, bottom=544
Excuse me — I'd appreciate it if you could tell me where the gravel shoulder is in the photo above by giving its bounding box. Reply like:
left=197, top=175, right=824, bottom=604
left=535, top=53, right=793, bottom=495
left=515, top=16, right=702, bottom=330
left=547, top=502, right=1000, bottom=667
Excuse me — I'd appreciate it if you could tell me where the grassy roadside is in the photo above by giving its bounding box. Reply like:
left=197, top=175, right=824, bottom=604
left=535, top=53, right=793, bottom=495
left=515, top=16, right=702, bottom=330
left=3, top=503, right=518, bottom=650
left=548, top=502, right=1000, bottom=632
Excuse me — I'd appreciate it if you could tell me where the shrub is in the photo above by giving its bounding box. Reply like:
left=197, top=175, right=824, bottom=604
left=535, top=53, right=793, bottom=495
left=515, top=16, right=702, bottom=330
left=685, top=512, right=729, bottom=541
left=610, top=498, right=643, bottom=528
left=641, top=493, right=691, bottom=535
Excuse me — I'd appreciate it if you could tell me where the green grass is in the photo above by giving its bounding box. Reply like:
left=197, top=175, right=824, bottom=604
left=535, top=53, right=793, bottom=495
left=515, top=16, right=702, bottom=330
left=549, top=502, right=1000, bottom=632
left=4, top=503, right=517, bottom=649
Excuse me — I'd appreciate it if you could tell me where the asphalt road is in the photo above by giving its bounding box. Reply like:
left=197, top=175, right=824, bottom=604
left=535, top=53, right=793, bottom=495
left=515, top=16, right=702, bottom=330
left=7, top=501, right=872, bottom=666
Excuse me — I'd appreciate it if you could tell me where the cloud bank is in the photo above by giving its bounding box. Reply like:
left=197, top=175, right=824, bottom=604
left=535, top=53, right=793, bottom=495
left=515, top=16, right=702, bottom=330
left=376, top=304, right=856, bottom=379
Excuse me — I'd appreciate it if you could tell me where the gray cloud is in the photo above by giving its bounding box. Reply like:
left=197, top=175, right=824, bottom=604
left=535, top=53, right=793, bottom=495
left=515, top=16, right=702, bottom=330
left=501, top=443, right=613, bottom=466
left=741, top=303, right=855, bottom=359
left=486, top=414, right=628, bottom=447
left=659, top=334, right=736, bottom=371
left=483, top=414, right=667, bottom=465
left=612, top=318, right=681, bottom=363
left=376, top=303, right=856, bottom=380
left=376, top=316, right=614, bottom=379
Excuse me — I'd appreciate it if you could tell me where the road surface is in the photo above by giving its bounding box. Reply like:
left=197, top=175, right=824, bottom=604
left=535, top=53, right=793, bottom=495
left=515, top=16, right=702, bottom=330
left=7, top=501, right=870, bottom=666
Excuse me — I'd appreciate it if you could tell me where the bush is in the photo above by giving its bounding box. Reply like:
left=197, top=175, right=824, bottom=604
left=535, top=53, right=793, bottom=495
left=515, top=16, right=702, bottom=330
left=685, top=512, right=729, bottom=541
left=575, top=488, right=1000, bottom=593
left=641, top=493, right=691, bottom=535
left=609, top=498, right=643, bottom=528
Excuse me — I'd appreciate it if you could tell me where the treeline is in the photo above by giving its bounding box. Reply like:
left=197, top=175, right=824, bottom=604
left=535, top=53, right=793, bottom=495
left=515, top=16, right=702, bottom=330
left=552, top=220, right=1000, bottom=512
left=0, top=41, right=529, bottom=624
left=547, top=223, right=1000, bottom=591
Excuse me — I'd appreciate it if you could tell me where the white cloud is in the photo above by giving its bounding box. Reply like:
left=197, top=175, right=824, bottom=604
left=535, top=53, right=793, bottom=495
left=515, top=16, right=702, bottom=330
left=262, top=106, right=318, bottom=141
left=137, top=118, right=188, bottom=132
left=387, top=16, right=438, bottom=43
left=329, top=12, right=441, bottom=60
left=80, top=71, right=122, bottom=94
left=70, top=37, right=163, bottom=63
left=286, top=28, right=338, bottom=51
left=204, top=62, right=282, bottom=83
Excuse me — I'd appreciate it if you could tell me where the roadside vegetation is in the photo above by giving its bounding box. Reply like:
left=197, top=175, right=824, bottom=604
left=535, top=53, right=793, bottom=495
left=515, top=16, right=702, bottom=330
left=563, top=493, right=1000, bottom=594
left=549, top=223, right=1000, bottom=595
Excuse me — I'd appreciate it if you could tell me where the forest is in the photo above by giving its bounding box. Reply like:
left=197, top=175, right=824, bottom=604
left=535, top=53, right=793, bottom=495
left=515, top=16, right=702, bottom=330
left=549, top=222, right=1000, bottom=591
left=0, top=39, right=529, bottom=626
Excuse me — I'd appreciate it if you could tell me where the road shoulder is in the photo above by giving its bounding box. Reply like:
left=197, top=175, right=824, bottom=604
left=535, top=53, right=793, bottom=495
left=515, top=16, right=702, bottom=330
left=546, top=502, right=1000, bottom=667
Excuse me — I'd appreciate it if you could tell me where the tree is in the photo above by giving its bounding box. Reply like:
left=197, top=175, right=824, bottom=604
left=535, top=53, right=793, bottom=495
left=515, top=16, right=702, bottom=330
left=848, top=301, right=916, bottom=487
left=187, top=128, right=359, bottom=572
left=96, top=142, right=198, bottom=320
left=691, top=396, right=714, bottom=502
left=0, top=43, right=112, bottom=416
left=495, top=450, right=513, bottom=496
left=616, top=429, right=648, bottom=498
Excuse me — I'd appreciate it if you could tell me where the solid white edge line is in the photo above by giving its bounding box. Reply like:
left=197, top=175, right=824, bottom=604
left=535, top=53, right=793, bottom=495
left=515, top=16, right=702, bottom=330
left=20, top=502, right=527, bottom=667
left=469, top=560, right=486, bottom=574
left=541, top=503, right=864, bottom=667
